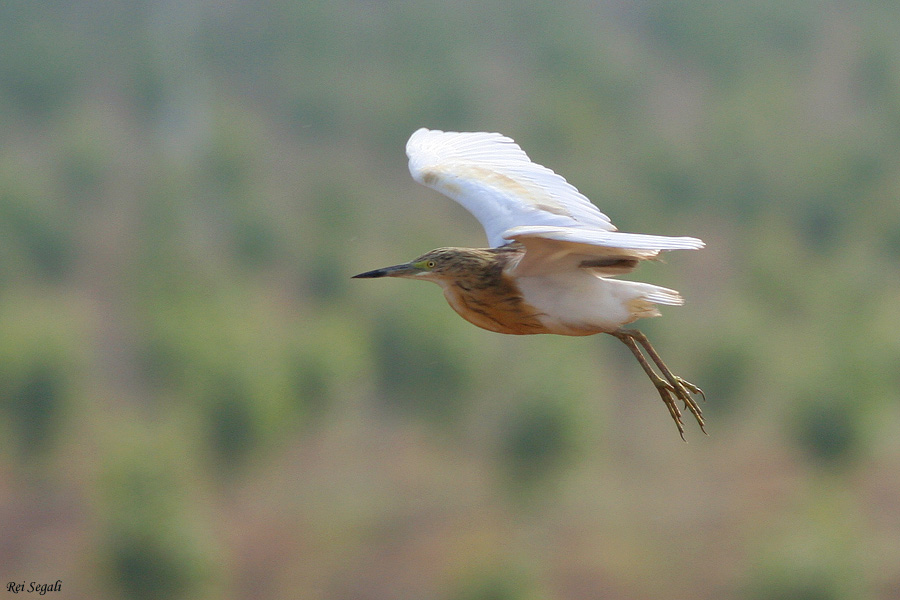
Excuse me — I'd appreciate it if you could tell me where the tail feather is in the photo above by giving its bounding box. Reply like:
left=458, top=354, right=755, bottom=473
left=625, top=285, right=684, bottom=321
left=644, top=287, right=684, bottom=306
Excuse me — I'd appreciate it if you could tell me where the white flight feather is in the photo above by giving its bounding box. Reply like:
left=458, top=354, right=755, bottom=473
left=406, top=128, right=704, bottom=278
left=407, top=128, right=614, bottom=247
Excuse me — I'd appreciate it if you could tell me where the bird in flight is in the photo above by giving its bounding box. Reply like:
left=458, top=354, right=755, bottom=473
left=354, top=129, right=706, bottom=438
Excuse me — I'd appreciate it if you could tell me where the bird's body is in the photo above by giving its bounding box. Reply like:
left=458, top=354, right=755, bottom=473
left=354, top=129, right=707, bottom=437
left=411, top=244, right=682, bottom=336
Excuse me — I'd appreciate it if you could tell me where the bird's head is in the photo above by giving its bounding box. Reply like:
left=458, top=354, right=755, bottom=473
left=353, top=248, right=493, bottom=282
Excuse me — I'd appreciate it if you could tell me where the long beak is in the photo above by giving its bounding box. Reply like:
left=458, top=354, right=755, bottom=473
left=352, top=263, right=420, bottom=279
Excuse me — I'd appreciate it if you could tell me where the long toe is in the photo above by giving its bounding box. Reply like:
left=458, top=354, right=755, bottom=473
left=686, top=398, right=706, bottom=433
left=653, top=381, right=686, bottom=440
left=663, top=376, right=705, bottom=433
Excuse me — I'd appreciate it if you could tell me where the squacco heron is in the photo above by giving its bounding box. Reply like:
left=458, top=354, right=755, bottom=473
left=354, top=129, right=706, bottom=438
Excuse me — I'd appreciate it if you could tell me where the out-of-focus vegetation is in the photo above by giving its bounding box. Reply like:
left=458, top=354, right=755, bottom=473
left=2, top=1, right=900, bottom=598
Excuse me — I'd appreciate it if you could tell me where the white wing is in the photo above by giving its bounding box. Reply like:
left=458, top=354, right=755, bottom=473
left=407, top=128, right=614, bottom=247
left=405, top=128, right=704, bottom=275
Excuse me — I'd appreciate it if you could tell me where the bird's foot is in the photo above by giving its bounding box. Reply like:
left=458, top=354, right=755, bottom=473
left=649, top=376, right=705, bottom=441
left=611, top=328, right=706, bottom=439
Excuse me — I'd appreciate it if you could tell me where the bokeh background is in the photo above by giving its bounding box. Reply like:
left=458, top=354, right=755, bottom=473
left=2, top=1, right=900, bottom=598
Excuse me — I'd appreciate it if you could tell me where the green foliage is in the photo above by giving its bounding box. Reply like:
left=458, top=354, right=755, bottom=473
left=789, top=394, right=861, bottom=467
left=449, top=568, right=535, bottom=600
left=204, top=373, right=259, bottom=471
left=105, top=531, right=195, bottom=600
left=692, top=340, right=753, bottom=416
left=97, top=427, right=217, bottom=600
left=0, top=182, right=73, bottom=282
left=371, top=310, right=470, bottom=423
left=744, top=574, right=842, bottom=600
left=498, top=396, right=577, bottom=491
left=0, top=17, right=81, bottom=117
left=0, top=360, right=66, bottom=457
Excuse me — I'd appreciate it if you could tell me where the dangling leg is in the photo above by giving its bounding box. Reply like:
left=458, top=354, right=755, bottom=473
left=610, top=328, right=705, bottom=438
left=627, top=328, right=705, bottom=433
left=628, top=330, right=705, bottom=428
left=610, top=330, right=687, bottom=439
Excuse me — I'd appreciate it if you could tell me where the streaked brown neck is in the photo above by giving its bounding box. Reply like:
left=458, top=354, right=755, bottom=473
left=436, top=246, right=548, bottom=335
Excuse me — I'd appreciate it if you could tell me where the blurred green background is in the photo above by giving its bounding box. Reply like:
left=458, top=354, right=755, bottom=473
left=2, top=0, right=900, bottom=598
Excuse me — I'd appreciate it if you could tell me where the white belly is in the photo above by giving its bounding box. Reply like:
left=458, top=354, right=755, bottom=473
left=516, top=272, right=683, bottom=335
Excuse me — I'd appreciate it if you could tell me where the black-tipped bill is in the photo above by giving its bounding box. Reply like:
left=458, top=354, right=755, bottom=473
left=352, top=263, right=418, bottom=279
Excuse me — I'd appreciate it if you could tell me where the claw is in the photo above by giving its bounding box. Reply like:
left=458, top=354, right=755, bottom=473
left=677, top=377, right=706, bottom=402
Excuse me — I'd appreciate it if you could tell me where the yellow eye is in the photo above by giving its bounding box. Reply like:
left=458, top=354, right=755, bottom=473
left=426, top=260, right=436, bottom=269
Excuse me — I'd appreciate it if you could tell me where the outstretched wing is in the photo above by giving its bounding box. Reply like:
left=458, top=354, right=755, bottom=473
left=407, top=128, right=614, bottom=247
left=406, top=128, right=704, bottom=275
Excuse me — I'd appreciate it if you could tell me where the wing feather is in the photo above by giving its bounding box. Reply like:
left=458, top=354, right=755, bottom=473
left=405, top=128, right=705, bottom=276
left=505, top=225, right=705, bottom=251
left=407, top=128, right=614, bottom=247
left=503, top=225, right=705, bottom=276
